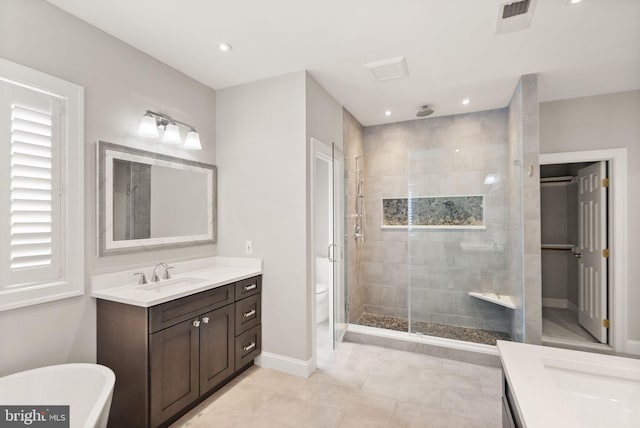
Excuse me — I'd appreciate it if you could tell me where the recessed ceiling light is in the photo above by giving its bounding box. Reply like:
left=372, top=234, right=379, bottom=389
left=570, top=0, right=583, bottom=4
left=455, top=149, right=460, bottom=153
left=462, top=98, right=471, bottom=105
left=385, top=110, right=391, bottom=116
left=219, top=42, right=232, bottom=52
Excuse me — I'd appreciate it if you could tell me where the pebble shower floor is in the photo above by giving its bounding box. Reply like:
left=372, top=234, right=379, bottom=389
left=355, top=313, right=511, bottom=346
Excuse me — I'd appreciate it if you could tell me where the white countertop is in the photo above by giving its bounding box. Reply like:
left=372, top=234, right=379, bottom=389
left=498, top=340, right=640, bottom=428
left=90, top=256, right=262, bottom=307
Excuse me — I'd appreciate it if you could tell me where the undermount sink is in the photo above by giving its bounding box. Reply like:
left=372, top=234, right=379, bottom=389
left=543, top=358, right=640, bottom=428
left=134, top=277, right=204, bottom=291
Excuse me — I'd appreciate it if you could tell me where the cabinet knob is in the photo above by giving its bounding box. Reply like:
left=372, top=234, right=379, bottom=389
left=202, top=317, right=210, bottom=324
left=243, top=309, right=256, bottom=318
left=244, top=283, right=257, bottom=291
left=193, top=320, right=201, bottom=328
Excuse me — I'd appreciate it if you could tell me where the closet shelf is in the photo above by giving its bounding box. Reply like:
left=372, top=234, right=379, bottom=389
left=541, top=244, right=575, bottom=251
left=468, top=292, right=515, bottom=309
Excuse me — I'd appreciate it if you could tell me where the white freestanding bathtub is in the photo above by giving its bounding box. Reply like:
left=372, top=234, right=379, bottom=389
left=0, top=363, right=115, bottom=428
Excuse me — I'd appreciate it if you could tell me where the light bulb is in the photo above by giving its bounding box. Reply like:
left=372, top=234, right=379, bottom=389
left=184, top=130, right=202, bottom=150
left=162, top=123, right=182, bottom=144
left=137, top=115, right=159, bottom=138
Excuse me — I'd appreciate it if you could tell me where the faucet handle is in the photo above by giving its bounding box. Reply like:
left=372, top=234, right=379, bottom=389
left=134, top=272, right=147, bottom=285
left=163, top=266, right=174, bottom=280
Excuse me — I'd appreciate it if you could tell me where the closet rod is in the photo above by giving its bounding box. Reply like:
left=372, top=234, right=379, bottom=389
left=541, top=244, right=575, bottom=251
left=540, top=176, right=576, bottom=184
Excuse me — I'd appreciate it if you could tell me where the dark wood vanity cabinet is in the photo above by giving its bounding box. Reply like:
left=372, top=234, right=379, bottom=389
left=97, top=275, right=262, bottom=428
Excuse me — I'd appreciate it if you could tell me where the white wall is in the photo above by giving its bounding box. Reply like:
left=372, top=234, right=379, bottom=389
left=216, top=71, right=308, bottom=361
left=539, top=89, right=640, bottom=342
left=0, top=0, right=216, bottom=375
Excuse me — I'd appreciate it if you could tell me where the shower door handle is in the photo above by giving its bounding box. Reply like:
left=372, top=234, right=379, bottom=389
left=328, top=244, right=343, bottom=262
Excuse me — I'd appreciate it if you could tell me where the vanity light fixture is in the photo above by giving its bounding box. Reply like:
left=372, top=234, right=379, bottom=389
left=137, top=110, right=202, bottom=150
left=570, top=0, right=583, bottom=4
left=162, top=123, right=182, bottom=145
left=183, top=130, right=202, bottom=150
left=137, top=113, right=159, bottom=138
left=462, top=98, right=471, bottom=105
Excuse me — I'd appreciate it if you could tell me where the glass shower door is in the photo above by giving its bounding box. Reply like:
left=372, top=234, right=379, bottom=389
left=332, top=143, right=347, bottom=348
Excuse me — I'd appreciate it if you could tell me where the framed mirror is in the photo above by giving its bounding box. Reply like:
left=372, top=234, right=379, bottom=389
left=97, top=141, right=216, bottom=256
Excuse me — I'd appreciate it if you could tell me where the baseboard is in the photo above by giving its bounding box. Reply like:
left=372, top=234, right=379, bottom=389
left=626, top=340, right=640, bottom=355
left=542, top=298, right=568, bottom=309
left=254, top=352, right=315, bottom=378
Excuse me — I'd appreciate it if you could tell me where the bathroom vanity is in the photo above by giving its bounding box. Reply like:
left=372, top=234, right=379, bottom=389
left=92, top=257, right=262, bottom=428
left=498, top=340, right=640, bottom=428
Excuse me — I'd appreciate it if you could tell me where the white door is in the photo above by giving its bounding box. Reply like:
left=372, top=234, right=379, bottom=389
left=577, top=161, right=608, bottom=343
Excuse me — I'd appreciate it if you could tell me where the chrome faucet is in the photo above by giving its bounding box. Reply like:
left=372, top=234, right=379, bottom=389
left=151, top=263, right=170, bottom=282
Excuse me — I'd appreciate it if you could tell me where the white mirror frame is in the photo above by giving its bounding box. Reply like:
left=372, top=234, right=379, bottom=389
left=97, top=141, right=217, bottom=256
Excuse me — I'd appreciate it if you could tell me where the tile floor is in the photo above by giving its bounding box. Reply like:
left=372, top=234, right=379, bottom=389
left=542, top=307, right=598, bottom=343
left=170, top=341, right=503, bottom=428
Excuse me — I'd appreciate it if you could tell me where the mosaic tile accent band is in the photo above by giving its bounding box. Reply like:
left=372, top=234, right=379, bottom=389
left=382, top=196, right=484, bottom=228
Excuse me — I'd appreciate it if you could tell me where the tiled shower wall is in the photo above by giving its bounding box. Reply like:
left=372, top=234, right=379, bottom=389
left=343, top=108, right=365, bottom=322
left=360, top=109, right=514, bottom=333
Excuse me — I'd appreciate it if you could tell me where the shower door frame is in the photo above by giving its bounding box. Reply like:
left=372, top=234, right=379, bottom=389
left=310, top=138, right=348, bottom=365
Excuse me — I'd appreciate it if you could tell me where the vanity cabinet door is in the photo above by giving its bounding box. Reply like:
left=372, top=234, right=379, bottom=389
left=199, top=305, right=235, bottom=394
left=149, top=319, right=200, bottom=428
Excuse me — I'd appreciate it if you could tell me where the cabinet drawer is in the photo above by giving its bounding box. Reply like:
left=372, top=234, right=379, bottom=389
left=235, top=276, right=261, bottom=300
left=149, top=285, right=233, bottom=333
left=235, top=325, right=261, bottom=369
left=235, top=294, right=261, bottom=335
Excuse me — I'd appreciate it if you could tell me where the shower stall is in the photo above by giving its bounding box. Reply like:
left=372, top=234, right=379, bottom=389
left=343, top=104, right=526, bottom=347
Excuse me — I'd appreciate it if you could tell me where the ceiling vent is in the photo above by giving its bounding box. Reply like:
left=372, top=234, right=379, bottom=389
left=502, top=0, right=530, bottom=18
left=364, top=56, right=409, bottom=82
left=496, top=0, right=537, bottom=34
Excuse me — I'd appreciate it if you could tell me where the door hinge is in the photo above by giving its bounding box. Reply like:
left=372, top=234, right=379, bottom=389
left=602, top=248, right=610, bottom=258
left=602, top=178, right=609, bottom=188
left=603, top=319, right=610, bottom=328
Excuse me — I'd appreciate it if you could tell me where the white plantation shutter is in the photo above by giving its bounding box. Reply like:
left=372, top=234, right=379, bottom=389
left=4, top=86, right=63, bottom=288
left=0, top=58, right=83, bottom=312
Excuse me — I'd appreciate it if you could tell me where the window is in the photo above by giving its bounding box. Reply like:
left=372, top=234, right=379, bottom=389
left=0, top=58, right=84, bottom=311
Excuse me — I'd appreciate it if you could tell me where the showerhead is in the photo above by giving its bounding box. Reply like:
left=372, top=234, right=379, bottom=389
left=416, top=105, right=434, bottom=117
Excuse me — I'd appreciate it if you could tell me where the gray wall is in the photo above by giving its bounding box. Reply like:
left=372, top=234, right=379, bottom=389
left=0, top=0, right=217, bottom=375
left=540, top=182, right=579, bottom=306
left=216, top=71, right=343, bottom=363
left=343, top=108, right=365, bottom=322
left=361, top=109, right=513, bottom=333
left=540, top=89, right=640, bottom=343
left=216, top=71, right=307, bottom=361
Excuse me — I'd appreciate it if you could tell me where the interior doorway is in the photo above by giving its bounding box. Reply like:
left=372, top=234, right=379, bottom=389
left=540, top=161, right=608, bottom=347
left=311, top=138, right=347, bottom=367
left=539, top=149, right=628, bottom=354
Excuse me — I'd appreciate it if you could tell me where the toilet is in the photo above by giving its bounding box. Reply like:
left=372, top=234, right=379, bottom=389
left=315, top=257, right=330, bottom=323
